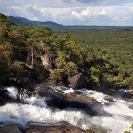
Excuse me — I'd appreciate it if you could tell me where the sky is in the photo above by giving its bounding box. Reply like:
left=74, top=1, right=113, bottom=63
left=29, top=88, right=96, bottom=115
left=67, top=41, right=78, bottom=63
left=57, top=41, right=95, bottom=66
left=0, top=0, right=133, bottom=26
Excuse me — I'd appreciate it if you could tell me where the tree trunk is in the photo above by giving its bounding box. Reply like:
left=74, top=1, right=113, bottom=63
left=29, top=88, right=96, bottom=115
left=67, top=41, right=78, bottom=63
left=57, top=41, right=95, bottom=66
left=31, top=46, right=34, bottom=68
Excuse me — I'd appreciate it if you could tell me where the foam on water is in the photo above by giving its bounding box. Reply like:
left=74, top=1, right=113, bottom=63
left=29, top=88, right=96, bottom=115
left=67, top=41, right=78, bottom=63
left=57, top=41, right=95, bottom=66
left=0, top=103, right=88, bottom=128
left=6, top=87, right=18, bottom=99
left=0, top=87, right=133, bottom=133
left=89, top=116, right=132, bottom=133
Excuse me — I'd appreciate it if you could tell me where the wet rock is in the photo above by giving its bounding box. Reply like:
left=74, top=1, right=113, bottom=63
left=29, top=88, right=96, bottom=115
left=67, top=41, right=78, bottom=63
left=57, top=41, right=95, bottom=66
left=128, top=104, right=133, bottom=109
left=122, top=92, right=133, bottom=102
left=66, top=93, right=96, bottom=103
left=0, top=89, right=23, bottom=106
left=0, top=125, right=22, bottom=133
left=74, top=90, right=84, bottom=95
left=104, top=102, right=112, bottom=106
left=33, top=83, right=111, bottom=116
left=0, top=89, right=15, bottom=106
left=34, top=83, right=59, bottom=97
left=25, top=121, right=86, bottom=133
left=34, top=83, right=95, bottom=110
left=103, top=97, right=114, bottom=102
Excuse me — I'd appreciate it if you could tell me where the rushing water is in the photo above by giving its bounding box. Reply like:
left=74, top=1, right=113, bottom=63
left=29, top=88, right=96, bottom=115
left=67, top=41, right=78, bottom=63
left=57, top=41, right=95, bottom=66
left=0, top=86, right=133, bottom=133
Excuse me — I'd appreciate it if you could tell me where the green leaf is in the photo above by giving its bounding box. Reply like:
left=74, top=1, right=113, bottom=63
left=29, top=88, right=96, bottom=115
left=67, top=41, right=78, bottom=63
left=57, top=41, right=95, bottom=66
left=124, top=131, right=130, bottom=133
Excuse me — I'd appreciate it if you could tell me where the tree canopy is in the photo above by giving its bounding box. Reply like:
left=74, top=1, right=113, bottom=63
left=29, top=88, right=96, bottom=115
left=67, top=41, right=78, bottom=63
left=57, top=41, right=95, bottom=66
left=0, top=13, right=131, bottom=98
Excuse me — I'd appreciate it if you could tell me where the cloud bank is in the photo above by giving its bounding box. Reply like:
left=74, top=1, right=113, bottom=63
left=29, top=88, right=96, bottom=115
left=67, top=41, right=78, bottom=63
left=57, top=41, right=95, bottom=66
left=0, top=0, right=133, bottom=26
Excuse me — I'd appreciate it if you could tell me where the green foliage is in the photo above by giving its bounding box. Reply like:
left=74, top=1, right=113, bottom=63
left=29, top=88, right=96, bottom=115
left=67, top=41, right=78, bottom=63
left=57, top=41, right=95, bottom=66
left=130, top=125, right=133, bottom=130
left=34, top=63, right=49, bottom=81
left=64, top=62, right=78, bottom=76
left=47, top=68, right=67, bottom=86
left=124, top=124, right=133, bottom=133
left=0, top=13, right=10, bottom=25
left=124, top=131, right=130, bottom=133
left=1, top=12, right=132, bottom=98
left=53, top=27, right=133, bottom=89
left=8, top=61, right=32, bottom=99
left=0, top=64, right=9, bottom=87
left=0, top=13, right=7, bottom=21
left=86, top=125, right=109, bottom=133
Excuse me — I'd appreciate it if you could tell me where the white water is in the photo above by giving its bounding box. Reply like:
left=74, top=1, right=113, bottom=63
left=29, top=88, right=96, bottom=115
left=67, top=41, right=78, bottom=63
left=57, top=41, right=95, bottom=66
left=0, top=87, right=133, bottom=133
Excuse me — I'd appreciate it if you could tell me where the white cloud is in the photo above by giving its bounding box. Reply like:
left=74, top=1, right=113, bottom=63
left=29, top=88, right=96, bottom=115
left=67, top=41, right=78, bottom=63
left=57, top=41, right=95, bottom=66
left=113, top=16, right=119, bottom=20
left=0, top=0, right=133, bottom=26
left=72, top=8, right=93, bottom=20
left=98, top=8, right=107, bottom=15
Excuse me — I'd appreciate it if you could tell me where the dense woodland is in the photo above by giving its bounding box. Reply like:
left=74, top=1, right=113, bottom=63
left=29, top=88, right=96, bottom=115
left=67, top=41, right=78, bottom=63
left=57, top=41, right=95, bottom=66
left=52, top=27, right=133, bottom=89
left=0, top=13, right=133, bottom=98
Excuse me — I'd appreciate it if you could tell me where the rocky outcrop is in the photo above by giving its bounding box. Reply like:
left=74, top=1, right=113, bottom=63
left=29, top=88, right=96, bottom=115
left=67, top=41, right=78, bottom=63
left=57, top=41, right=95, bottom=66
left=25, top=121, right=86, bottom=133
left=0, top=122, right=86, bottom=133
left=34, top=83, right=111, bottom=116
left=41, top=52, right=57, bottom=71
left=34, top=83, right=95, bottom=107
left=0, top=125, right=22, bottom=133
left=67, top=73, right=85, bottom=89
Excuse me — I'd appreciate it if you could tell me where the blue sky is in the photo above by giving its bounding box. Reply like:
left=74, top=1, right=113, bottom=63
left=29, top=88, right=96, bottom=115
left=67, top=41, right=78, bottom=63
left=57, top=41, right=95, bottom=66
left=0, top=0, right=133, bottom=26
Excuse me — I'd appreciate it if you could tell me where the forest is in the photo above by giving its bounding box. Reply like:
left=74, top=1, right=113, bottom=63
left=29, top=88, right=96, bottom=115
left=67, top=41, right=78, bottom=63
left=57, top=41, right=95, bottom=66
left=0, top=12, right=133, bottom=98
left=52, top=27, right=133, bottom=89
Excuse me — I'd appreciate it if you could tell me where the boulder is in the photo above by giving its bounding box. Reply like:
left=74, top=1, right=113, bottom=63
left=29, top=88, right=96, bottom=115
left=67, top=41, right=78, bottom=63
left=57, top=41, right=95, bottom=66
left=67, top=73, right=85, bottom=89
left=25, top=121, right=86, bottom=133
left=34, top=83, right=70, bottom=109
left=129, top=104, right=133, bottom=109
left=66, top=93, right=95, bottom=103
left=0, top=125, right=22, bottom=133
left=33, top=83, right=111, bottom=116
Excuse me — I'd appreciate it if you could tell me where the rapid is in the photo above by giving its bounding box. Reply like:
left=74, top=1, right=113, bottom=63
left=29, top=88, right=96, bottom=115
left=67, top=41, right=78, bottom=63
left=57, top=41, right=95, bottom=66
left=0, top=86, right=133, bottom=133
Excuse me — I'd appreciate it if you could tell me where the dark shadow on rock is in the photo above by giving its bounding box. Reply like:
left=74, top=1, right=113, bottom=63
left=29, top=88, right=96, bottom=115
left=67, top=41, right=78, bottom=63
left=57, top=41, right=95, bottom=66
left=122, top=92, right=133, bottom=102
left=0, top=89, right=22, bottom=106
left=0, top=89, right=11, bottom=106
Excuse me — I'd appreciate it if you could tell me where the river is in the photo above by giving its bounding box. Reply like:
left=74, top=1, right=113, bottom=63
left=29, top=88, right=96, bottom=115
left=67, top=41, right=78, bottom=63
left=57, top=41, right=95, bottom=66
left=0, top=86, right=133, bottom=133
